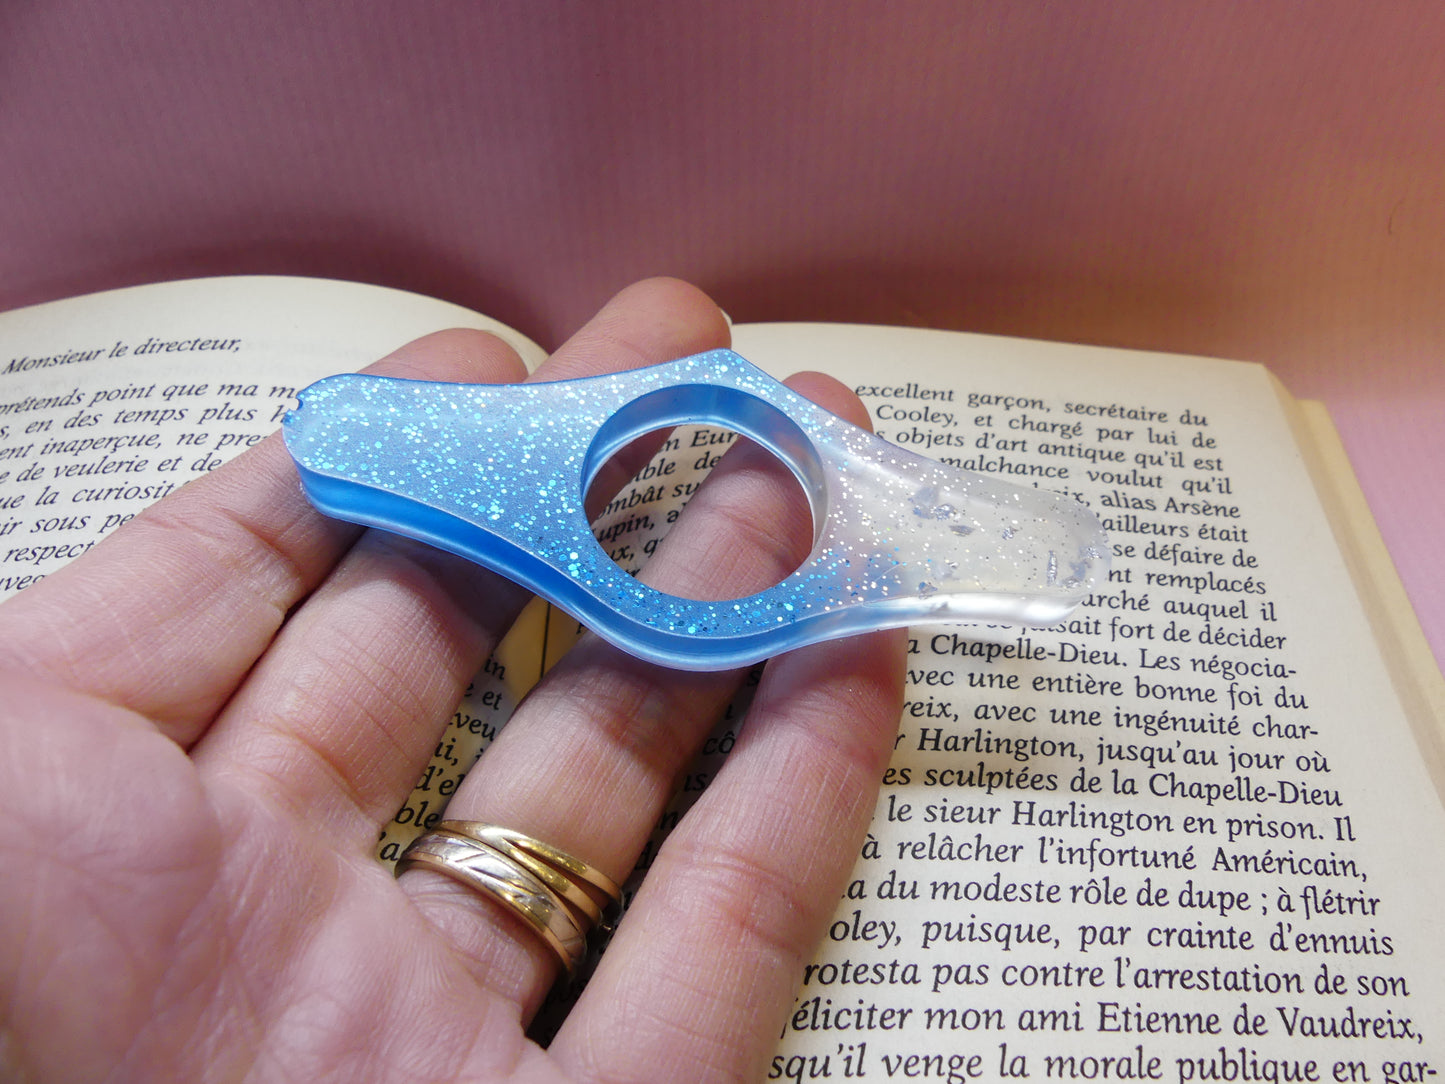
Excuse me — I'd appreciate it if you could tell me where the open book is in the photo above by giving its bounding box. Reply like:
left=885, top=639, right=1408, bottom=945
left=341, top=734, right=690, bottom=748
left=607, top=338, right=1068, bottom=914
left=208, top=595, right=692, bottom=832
left=4, top=277, right=1442, bottom=1078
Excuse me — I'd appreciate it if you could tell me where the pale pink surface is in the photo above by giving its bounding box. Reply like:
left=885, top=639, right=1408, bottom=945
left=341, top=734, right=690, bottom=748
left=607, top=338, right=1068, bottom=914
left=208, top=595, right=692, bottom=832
left=2, top=3, right=1441, bottom=669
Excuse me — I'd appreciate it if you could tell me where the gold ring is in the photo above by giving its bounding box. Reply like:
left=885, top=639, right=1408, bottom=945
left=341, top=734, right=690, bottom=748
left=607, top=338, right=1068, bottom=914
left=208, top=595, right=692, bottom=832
left=396, top=822, right=618, bottom=975
left=441, top=821, right=621, bottom=912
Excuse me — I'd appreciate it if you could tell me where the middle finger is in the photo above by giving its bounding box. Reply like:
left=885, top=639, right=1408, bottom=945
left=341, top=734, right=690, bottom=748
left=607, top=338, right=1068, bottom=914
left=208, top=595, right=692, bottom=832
left=399, top=372, right=873, bottom=1016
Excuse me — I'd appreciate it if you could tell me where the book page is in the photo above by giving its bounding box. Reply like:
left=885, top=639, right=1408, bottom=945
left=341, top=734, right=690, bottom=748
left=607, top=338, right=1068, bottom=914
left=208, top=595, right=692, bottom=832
left=0, top=276, right=551, bottom=858
left=714, top=325, right=1443, bottom=1082
left=0, top=276, right=545, bottom=598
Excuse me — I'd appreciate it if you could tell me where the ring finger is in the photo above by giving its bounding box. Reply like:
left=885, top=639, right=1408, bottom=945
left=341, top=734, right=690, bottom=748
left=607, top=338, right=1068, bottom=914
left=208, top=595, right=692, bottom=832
left=190, top=279, right=731, bottom=838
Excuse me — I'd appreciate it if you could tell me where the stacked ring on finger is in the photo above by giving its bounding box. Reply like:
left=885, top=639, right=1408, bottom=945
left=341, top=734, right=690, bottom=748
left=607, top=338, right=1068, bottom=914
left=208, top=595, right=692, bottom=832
left=396, top=821, right=621, bottom=976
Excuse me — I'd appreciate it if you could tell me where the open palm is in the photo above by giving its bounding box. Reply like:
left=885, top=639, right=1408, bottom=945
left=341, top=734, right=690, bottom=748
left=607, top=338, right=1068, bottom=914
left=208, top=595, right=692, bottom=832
left=0, top=279, right=905, bottom=1083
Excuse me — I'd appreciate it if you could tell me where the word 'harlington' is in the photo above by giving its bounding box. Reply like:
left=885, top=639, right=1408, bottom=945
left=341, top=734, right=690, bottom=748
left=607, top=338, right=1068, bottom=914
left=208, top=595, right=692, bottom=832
left=1013, top=798, right=1171, bottom=838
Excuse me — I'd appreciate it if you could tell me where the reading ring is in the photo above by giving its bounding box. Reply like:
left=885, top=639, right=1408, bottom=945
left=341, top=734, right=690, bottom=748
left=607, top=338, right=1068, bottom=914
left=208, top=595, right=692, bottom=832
left=396, top=821, right=621, bottom=975
left=285, top=351, right=1108, bottom=670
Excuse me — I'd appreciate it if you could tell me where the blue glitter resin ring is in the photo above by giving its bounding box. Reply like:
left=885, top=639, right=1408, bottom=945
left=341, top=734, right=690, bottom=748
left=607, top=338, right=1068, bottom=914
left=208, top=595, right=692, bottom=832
left=283, top=350, right=1108, bottom=670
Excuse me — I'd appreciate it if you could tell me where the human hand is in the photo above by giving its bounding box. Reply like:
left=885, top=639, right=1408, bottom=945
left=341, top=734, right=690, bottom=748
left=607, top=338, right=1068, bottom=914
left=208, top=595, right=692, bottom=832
left=0, top=278, right=906, bottom=1082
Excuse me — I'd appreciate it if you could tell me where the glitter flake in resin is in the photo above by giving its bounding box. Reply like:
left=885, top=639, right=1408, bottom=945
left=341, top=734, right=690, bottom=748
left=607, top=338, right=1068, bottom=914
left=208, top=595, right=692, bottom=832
left=283, top=350, right=1108, bottom=670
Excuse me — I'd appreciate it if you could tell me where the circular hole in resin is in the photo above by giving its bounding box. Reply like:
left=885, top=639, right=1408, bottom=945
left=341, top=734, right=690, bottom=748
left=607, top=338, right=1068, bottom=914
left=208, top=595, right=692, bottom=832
left=584, top=422, right=814, bottom=602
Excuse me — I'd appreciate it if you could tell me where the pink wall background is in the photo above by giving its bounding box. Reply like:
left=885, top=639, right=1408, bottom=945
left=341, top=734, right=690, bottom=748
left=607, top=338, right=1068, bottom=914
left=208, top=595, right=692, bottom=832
left=3, top=2, right=1442, bottom=671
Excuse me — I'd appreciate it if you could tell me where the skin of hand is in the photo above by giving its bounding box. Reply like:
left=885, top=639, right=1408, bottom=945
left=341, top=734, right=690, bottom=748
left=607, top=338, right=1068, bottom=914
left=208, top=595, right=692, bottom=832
left=0, top=278, right=906, bottom=1083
